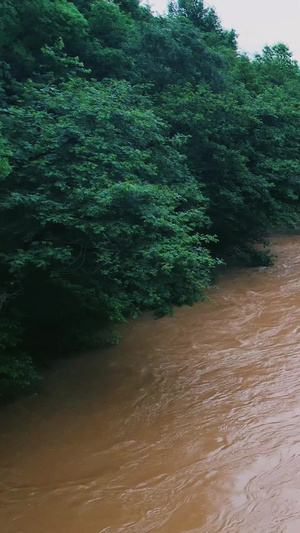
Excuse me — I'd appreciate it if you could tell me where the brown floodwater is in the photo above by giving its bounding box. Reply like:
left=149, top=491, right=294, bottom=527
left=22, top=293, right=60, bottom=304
left=2, top=235, right=300, bottom=532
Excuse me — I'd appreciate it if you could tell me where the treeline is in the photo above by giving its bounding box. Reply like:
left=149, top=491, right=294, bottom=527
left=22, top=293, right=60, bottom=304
left=1, top=0, right=300, bottom=399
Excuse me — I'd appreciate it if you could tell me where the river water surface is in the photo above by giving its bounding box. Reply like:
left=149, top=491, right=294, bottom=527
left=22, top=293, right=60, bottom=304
left=2, top=235, right=300, bottom=532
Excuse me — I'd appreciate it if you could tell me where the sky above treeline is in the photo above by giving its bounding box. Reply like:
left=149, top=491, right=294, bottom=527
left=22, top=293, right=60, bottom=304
left=146, top=0, right=300, bottom=61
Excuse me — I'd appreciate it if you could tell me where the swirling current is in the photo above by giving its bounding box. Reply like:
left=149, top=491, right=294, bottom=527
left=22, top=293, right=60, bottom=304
left=1, top=235, right=300, bottom=532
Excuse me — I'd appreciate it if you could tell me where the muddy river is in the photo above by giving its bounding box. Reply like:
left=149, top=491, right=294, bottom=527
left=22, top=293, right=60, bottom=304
left=1, top=235, right=300, bottom=532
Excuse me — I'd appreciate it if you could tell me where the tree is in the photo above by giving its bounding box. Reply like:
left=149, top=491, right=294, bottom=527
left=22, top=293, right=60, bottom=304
left=0, top=75, right=216, bottom=395
left=2, top=1, right=300, bottom=402
left=0, top=0, right=88, bottom=79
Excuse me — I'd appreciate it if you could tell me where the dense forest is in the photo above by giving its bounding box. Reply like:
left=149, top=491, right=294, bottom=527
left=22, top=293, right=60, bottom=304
left=1, top=0, right=300, bottom=400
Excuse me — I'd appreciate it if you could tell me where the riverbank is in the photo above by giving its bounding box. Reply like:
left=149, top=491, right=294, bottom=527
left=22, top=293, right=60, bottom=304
left=2, top=235, right=300, bottom=531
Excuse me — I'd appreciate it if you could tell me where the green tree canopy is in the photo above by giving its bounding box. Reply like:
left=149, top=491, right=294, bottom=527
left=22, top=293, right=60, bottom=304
left=1, top=0, right=300, bottom=401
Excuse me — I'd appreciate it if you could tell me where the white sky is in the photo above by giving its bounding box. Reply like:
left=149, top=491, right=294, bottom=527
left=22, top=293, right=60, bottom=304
left=147, top=0, right=300, bottom=61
